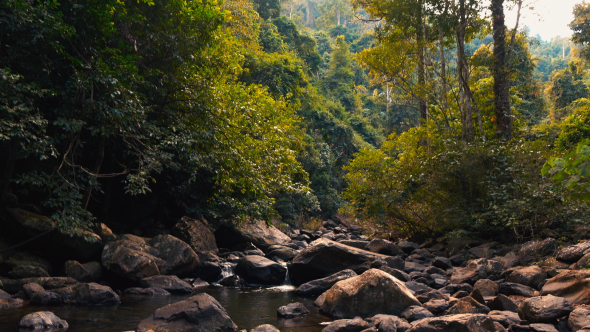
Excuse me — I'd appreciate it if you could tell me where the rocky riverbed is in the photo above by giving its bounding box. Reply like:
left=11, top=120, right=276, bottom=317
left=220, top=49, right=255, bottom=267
left=2, top=208, right=590, bottom=331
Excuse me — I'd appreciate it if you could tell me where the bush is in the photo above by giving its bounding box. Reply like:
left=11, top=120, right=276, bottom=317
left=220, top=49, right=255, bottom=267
left=343, top=127, right=588, bottom=240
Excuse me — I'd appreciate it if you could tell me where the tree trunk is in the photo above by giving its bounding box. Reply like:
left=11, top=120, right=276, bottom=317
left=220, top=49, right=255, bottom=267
left=491, top=0, right=512, bottom=140
left=438, top=26, right=451, bottom=132
left=417, top=1, right=428, bottom=123
left=456, top=0, right=474, bottom=141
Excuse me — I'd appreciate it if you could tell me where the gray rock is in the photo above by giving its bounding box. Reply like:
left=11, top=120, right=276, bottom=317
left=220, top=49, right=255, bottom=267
left=518, top=238, right=557, bottom=266
left=101, top=239, right=165, bottom=281
left=422, top=299, right=450, bottom=315
left=432, top=257, right=452, bottom=269
left=23, top=282, right=44, bottom=298
left=368, top=314, right=411, bottom=332
left=518, top=295, right=574, bottom=323
left=319, top=269, right=420, bottom=319
left=444, top=296, right=490, bottom=315
left=366, top=239, right=401, bottom=256
left=124, top=287, right=171, bottom=296
left=265, top=247, right=298, bottom=262
left=406, top=313, right=496, bottom=332
left=568, top=307, right=590, bottom=331
left=488, top=310, right=522, bottom=327
left=499, top=282, right=537, bottom=297
left=556, top=241, right=590, bottom=263
left=53, top=282, right=120, bottom=306
left=251, top=324, right=280, bottom=332
left=140, top=275, right=193, bottom=294
left=0, top=297, right=25, bottom=309
left=474, top=279, right=499, bottom=297
left=30, top=291, right=63, bottom=305
left=507, top=266, right=547, bottom=289
left=65, top=260, right=103, bottom=282
left=235, top=255, right=286, bottom=285
left=214, top=220, right=291, bottom=252
left=149, top=234, right=201, bottom=276
left=488, top=294, right=518, bottom=312
left=398, top=241, right=420, bottom=254
left=19, top=311, right=68, bottom=330
left=171, top=216, right=218, bottom=255
left=295, top=270, right=357, bottom=296
left=0, top=289, right=11, bottom=300
left=400, top=305, right=433, bottom=322
left=1, top=277, right=78, bottom=294
left=289, top=239, right=396, bottom=285
left=321, top=317, right=371, bottom=332
left=379, top=267, right=410, bottom=282
left=277, top=302, right=309, bottom=318
left=137, top=293, right=238, bottom=332
left=338, top=240, right=369, bottom=250
left=541, top=270, right=590, bottom=304
left=8, top=265, right=50, bottom=278
left=529, top=324, right=559, bottom=332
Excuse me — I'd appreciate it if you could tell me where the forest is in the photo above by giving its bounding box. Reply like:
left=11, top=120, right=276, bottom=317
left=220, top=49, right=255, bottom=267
left=2, top=0, right=590, bottom=243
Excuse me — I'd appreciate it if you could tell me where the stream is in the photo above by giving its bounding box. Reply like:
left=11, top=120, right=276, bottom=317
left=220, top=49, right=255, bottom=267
left=0, top=286, right=331, bottom=332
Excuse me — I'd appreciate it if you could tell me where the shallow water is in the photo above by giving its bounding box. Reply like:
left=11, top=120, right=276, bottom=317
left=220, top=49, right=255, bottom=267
left=0, top=286, right=330, bottom=332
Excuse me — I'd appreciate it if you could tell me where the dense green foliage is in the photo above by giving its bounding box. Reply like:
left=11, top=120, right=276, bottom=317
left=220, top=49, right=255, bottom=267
left=3, top=0, right=590, bottom=242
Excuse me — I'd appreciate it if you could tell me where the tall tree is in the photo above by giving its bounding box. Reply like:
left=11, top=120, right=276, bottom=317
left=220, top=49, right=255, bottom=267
left=491, top=0, right=512, bottom=140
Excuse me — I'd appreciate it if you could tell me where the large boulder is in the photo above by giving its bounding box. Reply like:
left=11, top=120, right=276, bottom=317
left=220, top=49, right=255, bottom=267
left=171, top=216, right=218, bottom=256
left=101, top=239, right=164, bottom=281
left=368, top=314, right=411, bottom=332
left=19, top=312, right=68, bottom=330
left=0, top=208, right=103, bottom=261
left=507, top=266, right=547, bottom=289
left=289, top=238, right=404, bottom=285
left=234, top=256, right=287, bottom=285
left=450, top=258, right=502, bottom=285
left=139, top=275, right=193, bottom=294
left=406, top=314, right=497, bottom=332
left=251, top=325, right=280, bottom=332
left=101, top=234, right=200, bottom=281
left=366, top=239, right=401, bottom=256
left=64, top=260, right=103, bottom=282
left=518, top=295, right=574, bottom=323
left=556, top=241, right=590, bottom=263
left=137, top=293, right=238, bottom=332
left=541, top=270, right=590, bottom=304
left=149, top=235, right=200, bottom=276
left=295, top=269, right=357, bottom=296
left=320, top=269, right=420, bottom=319
left=569, top=308, right=590, bottom=331
left=518, top=238, right=557, bottom=266
left=215, top=220, right=291, bottom=251
left=265, top=246, right=298, bottom=262
left=321, top=317, right=371, bottom=332
left=53, top=282, right=120, bottom=306
left=277, top=302, right=309, bottom=318
left=499, top=282, right=537, bottom=297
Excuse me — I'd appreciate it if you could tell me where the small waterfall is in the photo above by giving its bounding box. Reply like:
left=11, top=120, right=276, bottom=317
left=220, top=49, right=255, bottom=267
left=282, top=263, right=292, bottom=286
left=268, top=262, right=295, bottom=292
left=220, top=262, right=235, bottom=279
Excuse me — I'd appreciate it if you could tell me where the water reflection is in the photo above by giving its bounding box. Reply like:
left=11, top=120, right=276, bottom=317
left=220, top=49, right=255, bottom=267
left=0, top=287, right=330, bottom=332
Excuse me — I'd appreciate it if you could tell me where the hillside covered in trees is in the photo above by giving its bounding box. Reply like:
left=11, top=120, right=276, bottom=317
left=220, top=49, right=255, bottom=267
left=2, top=0, right=590, bottom=243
